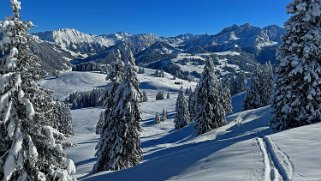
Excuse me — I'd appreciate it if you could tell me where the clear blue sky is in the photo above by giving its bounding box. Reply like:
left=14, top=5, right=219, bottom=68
left=0, top=0, right=291, bottom=37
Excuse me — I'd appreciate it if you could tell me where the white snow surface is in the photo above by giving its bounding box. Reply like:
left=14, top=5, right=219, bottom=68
left=40, top=71, right=107, bottom=100
left=41, top=71, right=321, bottom=180
left=172, top=52, right=241, bottom=76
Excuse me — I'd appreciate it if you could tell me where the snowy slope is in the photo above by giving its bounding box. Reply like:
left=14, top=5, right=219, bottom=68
left=82, top=105, right=321, bottom=181
left=42, top=71, right=321, bottom=181
left=44, top=70, right=197, bottom=178
left=40, top=71, right=107, bottom=100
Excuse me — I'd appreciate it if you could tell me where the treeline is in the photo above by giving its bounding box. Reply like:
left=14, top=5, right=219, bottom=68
left=66, top=88, right=106, bottom=109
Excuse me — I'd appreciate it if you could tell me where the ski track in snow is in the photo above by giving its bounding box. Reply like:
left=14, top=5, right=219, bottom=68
left=236, top=113, right=294, bottom=181
left=257, top=137, right=282, bottom=181
left=263, top=137, right=294, bottom=181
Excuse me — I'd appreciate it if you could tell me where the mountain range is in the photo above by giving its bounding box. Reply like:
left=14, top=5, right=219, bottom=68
left=32, top=23, right=285, bottom=76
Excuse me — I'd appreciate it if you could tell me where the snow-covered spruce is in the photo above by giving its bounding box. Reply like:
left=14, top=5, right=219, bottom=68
left=244, top=63, right=273, bottom=110
left=220, top=82, right=233, bottom=114
left=161, top=108, right=167, bottom=122
left=154, top=69, right=164, bottom=78
left=166, top=92, right=170, bottom=99
left=194, top=58, right=226, bottom=135
left=93, top=49, right=142, bottom=173
left=67, top=88, right=105, bottom=109
left=154, top=113, right=161, bottom=124
left=188, top=86, right=198, bottom=122
left=137, top=67, right=145, bottom=74
left=0, top=1, right=75, bottom=180
left=272, top=0, right=321, bottom=131
left=51, top=101, right=74, bottom=136
left=142, top=90, right=148, bottom=102
left=229, top=72, right=246, bottom=95
left=95, top=50, right=124, bottom=134
left=175, top=87, right=191, bottom=129
left=156, top=91, right=165, bottom=100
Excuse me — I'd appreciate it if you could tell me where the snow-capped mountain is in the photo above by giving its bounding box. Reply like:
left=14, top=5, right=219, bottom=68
left=35, top=28, right=116, bottom=57
left=135, top=41, right=180, bottom=65
left=165, top=33, right=197, bottom=46
left=126, top=33, right=164, bottom=54
left=100, top=32, right=132, bottom=42
left=32, top=24, right=285, bottom=76
left=183, top=24, right=285, bottom=52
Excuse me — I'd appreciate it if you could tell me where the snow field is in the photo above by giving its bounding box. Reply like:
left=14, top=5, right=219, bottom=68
left=42, top=71, right=321, bottom=181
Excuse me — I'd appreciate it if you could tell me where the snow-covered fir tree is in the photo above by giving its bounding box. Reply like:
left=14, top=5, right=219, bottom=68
left=244, top=64, right=274, bottom=110
left=175, top=87, right=191, bottom=129
left=185, top=88, right=193, bottom=96
left=154, top=69, right=160, bottom=77
left=93, top=49, right=142, bottom=173
left=244, top=66, right=262, bottom=110
left=230, top=72, right=246, bottom=95
left=154, top=113, right=161, bottom=124
left=138, top=67, right=145, bottom=74
left=95, top=50, right=124, bottom=134
left=220, top=83, right=233, bottom=114
left=161, top=109, right=167, bottom=122
left=188, top=90, right=197, bottom=121
left=194, top=59, right=226, bottom=135
left=52, top=101, right=74, bottom=136
left=156, top=91, right=165, bottom=100
left=160, top=70, right=165, bottom=78
left=0, top=1, right=75, bottom=180
left=67, top=88, right=105, bottom=109
left=142, top=90, right=148, bottom=102
left=272, top=0, right=321, bottom=131
left=189, top=84, right=202, bottom=122
left=261, top=62, right=274, bottom=107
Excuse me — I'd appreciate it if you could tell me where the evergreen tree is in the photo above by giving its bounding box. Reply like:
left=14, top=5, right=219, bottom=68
left=96, top=111, right=105, bottom=134
left=188, top=90, right=197, bottom=121
left=156, top=91, right=165, bottom=100
left=244, top=65, right=262, bottom=110
left=272, top=0, right=321, bottom=131
left=161, top=109, right=167, bottom=122
left=155, top=70, right=159, bottom=77
left=185, top=88, right=189, bottom=95
left=220, top=83, right=233, bottom=114
left=142, top=90, right=148, bottom=102
left=138, top=67, right=144, bottom=74
left=154, top=113, right=161, bottom=124
left=244, top=64, right=274, bottom=110
left=0, top=1, right=75, bottom=180
left=230, top=72, right=246, bottom=95
left=195, top=59, right=226, bottom=135
left=166, top=92, right=170, bottom=99
left=261, top=62, right=274, bottom=106
left=95, top=50, right=124, bottom=134
left=160, top=70, right=165, bottom=78
left=175, top=88, right=190, bottom=129
left=52, top=101, right=74, bottom=136
left=93, top=50, right=142, bottom=173
left=185, top=87, right=193, bottom=96
left=238, top=72, right=246, bottom=92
